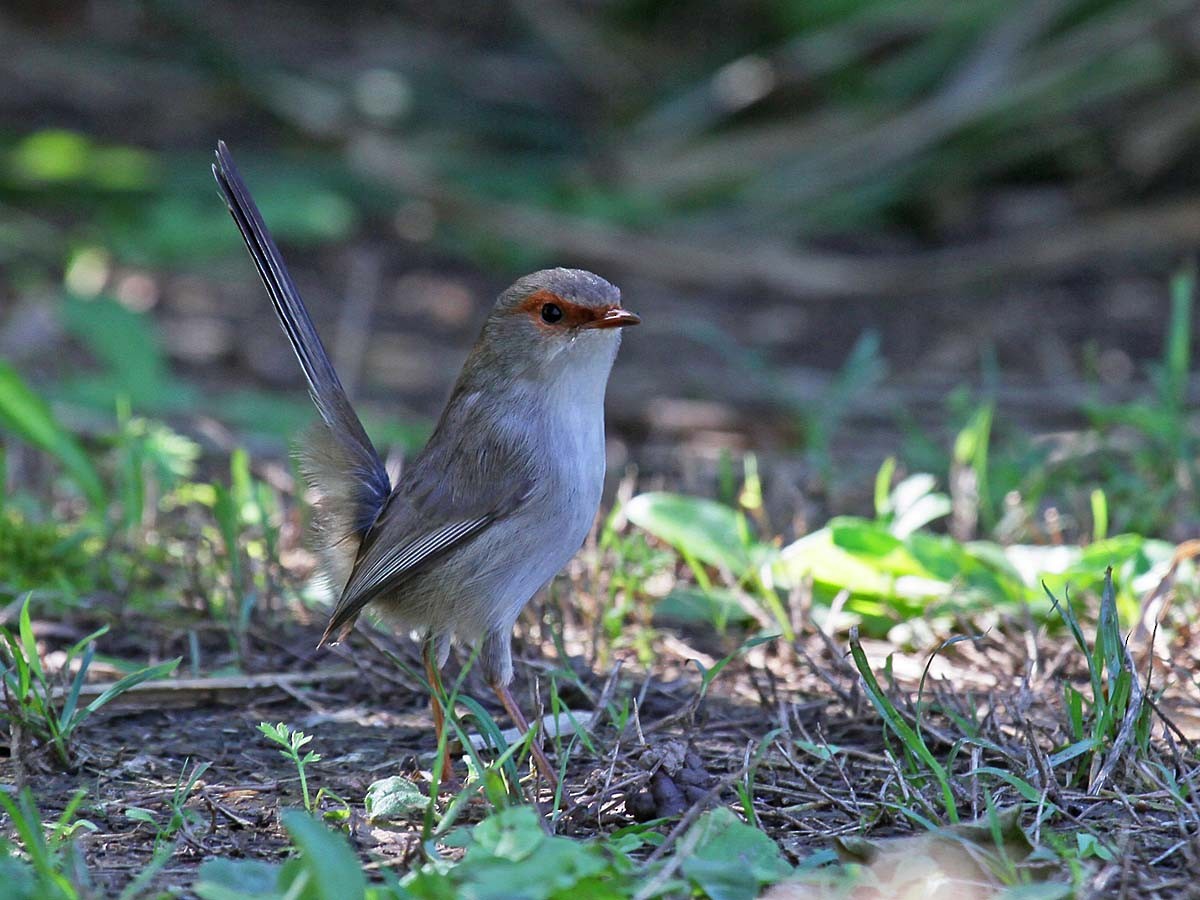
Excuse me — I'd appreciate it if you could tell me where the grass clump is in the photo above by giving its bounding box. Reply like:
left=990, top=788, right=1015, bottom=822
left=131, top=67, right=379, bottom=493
left=0, top=596, right=179, bottom=770
left=1044, top=568, right=1155, bottom=795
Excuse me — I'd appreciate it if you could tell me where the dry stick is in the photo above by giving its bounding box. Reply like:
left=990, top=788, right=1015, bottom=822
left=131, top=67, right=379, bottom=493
left=277, top=679, right=327, bottom=714
left=817, top=726, right=866, bottom=817
left=777, top=744, right=861, bottom=820
left=735, top=0, right=1068, bottom=215
left=630, top=0, right=1187, bottom=207
left=200, top=791, right=254, bottom=829
left=49, top=668, right=359, bottom=709
left=591, top=723, right=627, bottom=831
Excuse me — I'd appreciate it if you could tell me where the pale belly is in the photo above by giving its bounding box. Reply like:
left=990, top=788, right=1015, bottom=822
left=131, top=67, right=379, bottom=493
left=373, top=420, right=605, bottom=644
left=370, top=341, right=613, bottom=647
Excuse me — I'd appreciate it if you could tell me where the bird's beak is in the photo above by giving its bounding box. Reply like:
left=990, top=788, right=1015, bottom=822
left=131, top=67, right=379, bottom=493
left=587, top=307, right=641, bottom=329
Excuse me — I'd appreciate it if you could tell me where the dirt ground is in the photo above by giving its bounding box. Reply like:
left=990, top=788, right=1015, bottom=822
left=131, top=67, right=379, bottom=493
left=9, top=595, right=1199, bottom=897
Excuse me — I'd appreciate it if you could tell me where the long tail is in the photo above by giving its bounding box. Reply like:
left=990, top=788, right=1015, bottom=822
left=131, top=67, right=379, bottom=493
left=212, top=141, right=391, bottom=537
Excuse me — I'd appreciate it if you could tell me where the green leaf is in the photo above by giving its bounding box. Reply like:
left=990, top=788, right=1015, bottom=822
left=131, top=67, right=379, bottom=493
left=652, top=588, right=754, bottom=627
left=1165, top=266, right=1194, bottom=410
left=793, top=739, right=844, bottom=761
left=470, top=807, right=545, bottom=863
left=1076, top=832, right=1114, bottom=861
left=626, top=492, right=768, bottom=577
left=423, top=806, right=640, bottom=899
left=196, top=858, right=283, bottom=900
left=890, top=491, right=952, bottom=538
left=17, top=597, right=45, bottom=684
left=679, top=807, right=791, bottom=900
left=82, top=658, right=179, bottom=718
left=124, top=808, right=158, bottom=825
left=364, top=776, right=427, bottom=822
left=873, top=456, right=896, bottom=518
left=281, top=811, right=366, bottom=900
left=57, top=640, right=97, bottom=730
left=0, top=362, right=105, bottom=508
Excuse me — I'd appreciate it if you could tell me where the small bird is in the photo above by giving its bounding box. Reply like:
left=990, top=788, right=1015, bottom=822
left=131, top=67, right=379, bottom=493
left=212, top=141, right=637, bottom=788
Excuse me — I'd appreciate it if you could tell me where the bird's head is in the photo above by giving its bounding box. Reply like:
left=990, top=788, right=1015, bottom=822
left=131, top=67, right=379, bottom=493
left=471, top=268, right=639, bottom=382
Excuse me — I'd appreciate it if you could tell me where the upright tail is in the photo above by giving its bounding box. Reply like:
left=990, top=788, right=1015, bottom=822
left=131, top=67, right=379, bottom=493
left=212, top=141, right=391, bottom=542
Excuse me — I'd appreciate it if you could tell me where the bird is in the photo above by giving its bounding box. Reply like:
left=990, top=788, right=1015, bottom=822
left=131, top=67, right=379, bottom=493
left=212, top=141, right=638, bottom=789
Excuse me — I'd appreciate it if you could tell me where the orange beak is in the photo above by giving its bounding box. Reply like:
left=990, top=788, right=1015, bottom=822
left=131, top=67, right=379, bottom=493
left=586, top=307, right=641, bottom=329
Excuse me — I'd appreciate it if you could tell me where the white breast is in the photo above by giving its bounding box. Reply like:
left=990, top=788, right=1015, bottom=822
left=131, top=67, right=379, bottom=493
left=450, top=334, right=615, bottom=638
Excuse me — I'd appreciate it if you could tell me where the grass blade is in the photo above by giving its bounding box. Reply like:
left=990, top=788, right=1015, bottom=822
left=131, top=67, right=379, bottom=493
left=848, top=627, right=958, bottom=822
left=83, top=659, right=180, bottom=715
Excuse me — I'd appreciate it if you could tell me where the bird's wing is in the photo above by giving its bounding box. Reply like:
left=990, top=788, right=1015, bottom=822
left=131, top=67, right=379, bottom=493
left=319, top=417, right=535, bottom=645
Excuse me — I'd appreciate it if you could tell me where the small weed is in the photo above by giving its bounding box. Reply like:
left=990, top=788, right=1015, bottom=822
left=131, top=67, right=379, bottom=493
left=125, top=758, right=211, bottom=848
left=199, top=802, right=791, bottom=899
left=196, top=810, right=367, bottom=900
left=257, top=722, right=322, bottom=813
left=111, top=400, right=199, bottom=536
left=1043, top=568, right=1154, bottom=794
left=0, top=595, right=179, bottom=769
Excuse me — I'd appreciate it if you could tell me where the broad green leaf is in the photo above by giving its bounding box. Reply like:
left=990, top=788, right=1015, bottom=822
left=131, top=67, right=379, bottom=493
left=831, top=522, right=909, bottom=562
left=773, top=526, right=902, bottom=597
left=679, top=807, right=791, bottom=900
left=891, top=491, right=952, bottom=537
left=196, top=858, right=282, bottom=900
left=626, top=492, right=768, bottom=577
left=469, top=806, right=543, bottom=863
left=281, top=811, right=366, bottom=900
left=0, top=362, right=105, bottom=508
left=652, top=588, right=754, bottom=627
left=364, top=776, right=426, bottom=822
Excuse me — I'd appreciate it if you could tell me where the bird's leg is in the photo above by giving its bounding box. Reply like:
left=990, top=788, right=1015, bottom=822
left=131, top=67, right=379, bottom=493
left=422, top=634, right=453, bottom=785
left=491, top=679, right=560, bottom=793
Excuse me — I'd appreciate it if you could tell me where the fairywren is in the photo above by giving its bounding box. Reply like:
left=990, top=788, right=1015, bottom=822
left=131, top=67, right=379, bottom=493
left=213, top=142, right=637, bottom=787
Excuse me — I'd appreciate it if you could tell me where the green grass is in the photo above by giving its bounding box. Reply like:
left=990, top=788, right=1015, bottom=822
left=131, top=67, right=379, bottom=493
left=0, top=596, right=179, bottom=771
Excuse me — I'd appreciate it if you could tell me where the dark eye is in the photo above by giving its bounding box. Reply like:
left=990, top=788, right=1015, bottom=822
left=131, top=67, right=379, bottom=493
left=540, top=303, right=564, bottom=324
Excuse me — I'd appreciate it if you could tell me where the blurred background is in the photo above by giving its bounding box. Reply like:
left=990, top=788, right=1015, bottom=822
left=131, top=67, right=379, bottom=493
left=3, top=0, right=1200, bottom=536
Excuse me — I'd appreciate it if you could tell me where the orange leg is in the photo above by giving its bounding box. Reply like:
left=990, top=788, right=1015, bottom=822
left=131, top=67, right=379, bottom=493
left=422, top=637, right=453, bottom=784
left=492, top=680, right=560, bottom=793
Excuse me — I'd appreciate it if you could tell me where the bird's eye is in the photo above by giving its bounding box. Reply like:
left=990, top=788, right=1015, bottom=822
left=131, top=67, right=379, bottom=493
left=540, top=303, right=564, bottom=324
